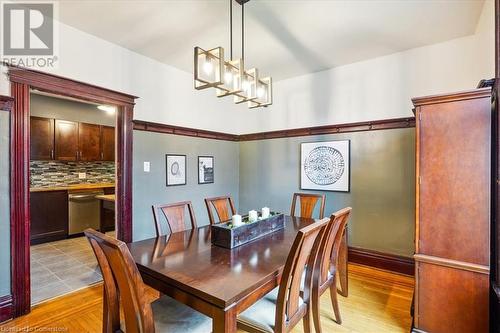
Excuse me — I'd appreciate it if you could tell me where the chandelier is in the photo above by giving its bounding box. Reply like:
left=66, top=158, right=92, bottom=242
left=194, top=0, right=272, bottom=109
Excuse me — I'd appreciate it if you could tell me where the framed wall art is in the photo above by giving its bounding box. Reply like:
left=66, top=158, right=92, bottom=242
left=166, top=154, right=186, bottom=186
left=300, top=140, right=350, bottom=192
left=198, top=156, right=214, bottom=184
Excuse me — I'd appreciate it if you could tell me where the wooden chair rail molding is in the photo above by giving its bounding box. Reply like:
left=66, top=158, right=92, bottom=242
left=133, top=117, right=416, bottom=142
left=0, top=95, right=14, bottom=111
left=133, top=120, right=239, bottom=141
left=239, top=117, right=415, bottom=141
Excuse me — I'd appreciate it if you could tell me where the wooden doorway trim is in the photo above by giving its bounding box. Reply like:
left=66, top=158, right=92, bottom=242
left=493, top=1, right=500, bottom=331
left=8, top=66, right=137, bottom=317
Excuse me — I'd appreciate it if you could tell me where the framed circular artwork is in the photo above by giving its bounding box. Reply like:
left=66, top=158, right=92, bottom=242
left=300, top=140, right=350, bottom=192
left=166, top=154, right=187, bottom=186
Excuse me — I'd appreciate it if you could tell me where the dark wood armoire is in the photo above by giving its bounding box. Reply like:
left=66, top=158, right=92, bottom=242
left=412, top=88, right=491, bottom=333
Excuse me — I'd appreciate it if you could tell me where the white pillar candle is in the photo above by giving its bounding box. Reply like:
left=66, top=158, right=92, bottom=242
left=248, top=210, right=258, bottom=222
left=261, top=207, right=270, bottom=219
left=232, top=214, right=243, bottom=227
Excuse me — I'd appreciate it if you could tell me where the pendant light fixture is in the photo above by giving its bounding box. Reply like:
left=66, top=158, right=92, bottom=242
left=194, top=0, right=272, bottom=109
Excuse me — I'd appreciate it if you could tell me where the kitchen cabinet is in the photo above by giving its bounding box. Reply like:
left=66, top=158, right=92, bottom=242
left=100, top=126, right=115, bottom=161
left=54, top=119, right=78, bottom=161
left=30, top=190, right=68, bottom=245
left=100, top=187, right=115, bottom=232
left=79, top=122, right=101, bottom=161
left=31, top=116, right=115, bottom=162
left=30, top=116, right=54, bottom=160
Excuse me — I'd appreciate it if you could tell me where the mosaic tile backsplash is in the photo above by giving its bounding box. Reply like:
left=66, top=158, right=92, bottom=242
left=30, top=161, right=115, bottom=188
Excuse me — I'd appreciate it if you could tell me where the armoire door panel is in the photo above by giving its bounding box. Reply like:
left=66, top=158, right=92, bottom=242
left=416, top=261, right=489, bottom=333
left=418, top=97, right=491, bottom=265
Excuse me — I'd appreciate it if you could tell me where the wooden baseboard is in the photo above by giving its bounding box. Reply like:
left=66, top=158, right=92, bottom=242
left=0, top=294, right=13, bottom=323
left=348, top=246, right=415, bottom=276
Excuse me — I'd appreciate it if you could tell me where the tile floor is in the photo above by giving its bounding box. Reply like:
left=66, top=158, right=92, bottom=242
left=30, top=232, right=114, bottom=305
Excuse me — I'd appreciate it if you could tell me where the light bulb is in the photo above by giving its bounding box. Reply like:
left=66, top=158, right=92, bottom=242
left=224, top=71, right=233, bottom=84
left=97, top=105, right=116, bottom=114
left=257, top=87, right=265, bottom=98
left=203, top=60, right=213, bottom=75
left=242, top=80, right=249, bottom=92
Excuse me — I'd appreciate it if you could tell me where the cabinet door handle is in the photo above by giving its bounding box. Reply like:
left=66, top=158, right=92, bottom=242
left=101, top=152, right=104, bottom=160
left=50, top=149, right=54, bottom=159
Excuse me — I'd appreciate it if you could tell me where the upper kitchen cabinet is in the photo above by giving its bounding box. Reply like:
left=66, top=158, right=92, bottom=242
left=55, top=119, right=79, bottom=161
left=100, top=126, right=115, bottom=161
left=30, top=116, right=54, bottom=160
left=79, top=122, right=101, bottom=161
left=31, top=116, right=115, bottom=162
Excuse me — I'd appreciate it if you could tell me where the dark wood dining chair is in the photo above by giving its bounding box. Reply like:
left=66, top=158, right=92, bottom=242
left=290, top=193, right=349, bottom=298
left=84, top=229, right=211, bottom=333
left=152, top=201, right=197, bottom=236
left=290, top=193, right=326, bottom=219
left=237, top=217, right=330, bottom=333
left=204, top=195, right=236, bottom=224
left=311, top=207, right=351, bottom=332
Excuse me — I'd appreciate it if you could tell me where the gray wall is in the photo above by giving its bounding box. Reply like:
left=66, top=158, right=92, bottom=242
left=132, top=131, right=240, bottom=241
left=239, top=128, right=415, bottom=257
left=0, top=112, right=10, bottom=295
left=30, top=93, right=115, bottom=126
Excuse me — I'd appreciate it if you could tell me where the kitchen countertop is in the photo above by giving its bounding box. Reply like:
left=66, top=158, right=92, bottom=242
left=30, top=183, right=115, bottom=193
left=95, top=194, right=115, bottom=202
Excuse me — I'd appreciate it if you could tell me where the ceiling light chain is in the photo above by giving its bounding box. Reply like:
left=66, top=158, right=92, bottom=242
left=194, top=0, right=272, bottom=109
left=229, top=0, right=233, bottom=60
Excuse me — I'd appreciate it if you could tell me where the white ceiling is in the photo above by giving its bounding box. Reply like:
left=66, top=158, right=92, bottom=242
left=57, top=0, right=486, bottom=81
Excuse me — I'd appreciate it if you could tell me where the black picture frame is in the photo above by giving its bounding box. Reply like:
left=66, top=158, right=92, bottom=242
left=198, top=156, right=214, bottom=184
left=165, top=154, right=187, bottom=186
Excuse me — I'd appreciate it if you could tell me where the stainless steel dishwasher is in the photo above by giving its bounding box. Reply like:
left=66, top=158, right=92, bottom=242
left=68, top=189, right=104, bottom=235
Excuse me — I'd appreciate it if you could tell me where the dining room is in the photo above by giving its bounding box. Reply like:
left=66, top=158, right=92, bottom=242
left=0, top=0, right=498, bottom=332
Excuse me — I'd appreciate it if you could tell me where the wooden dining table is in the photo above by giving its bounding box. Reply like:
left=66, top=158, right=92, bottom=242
left=127, top=215, right=347, bottom=333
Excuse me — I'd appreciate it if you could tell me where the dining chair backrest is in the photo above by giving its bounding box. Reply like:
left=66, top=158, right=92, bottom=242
left=204, top=195, right=236, bottom=225
left=317, top=207, right=352, bottom=286
left=85, top=229, right=155, bottom=333
left=152, top=201, right=197, bottom=236
left=290, top=193, right=326, bottom=219
left=274, top=217, right=330, bottom=332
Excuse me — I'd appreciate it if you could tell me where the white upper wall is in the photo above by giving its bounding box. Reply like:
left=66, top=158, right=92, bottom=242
left=235, top=0, right=495, bottom=133
left=0, top=21, right=244, bottom=134
left=0, top=0, right=495, bottom=134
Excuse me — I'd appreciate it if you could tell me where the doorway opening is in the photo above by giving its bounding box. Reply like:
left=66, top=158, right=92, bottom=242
left=9, top=66, right=136, bottom=317
left=29, top=91, right=118, bottom=304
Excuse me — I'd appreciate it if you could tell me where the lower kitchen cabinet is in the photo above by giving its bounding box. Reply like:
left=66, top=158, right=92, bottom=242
left=101, top=187, right=115, bottom=232
left=30, top=191, right=69, bottom=245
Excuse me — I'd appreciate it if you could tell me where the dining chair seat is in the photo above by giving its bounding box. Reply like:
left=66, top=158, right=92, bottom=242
left=264, top=270, right=333, bottom=303
left=237, top=218, right=329, bottom=333
left=238, top=289, right=304, bottom=333
left=151, top=296, right=212, bottom=333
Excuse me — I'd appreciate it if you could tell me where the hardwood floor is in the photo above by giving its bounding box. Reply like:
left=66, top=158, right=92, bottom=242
left=1, top=264, right=414, bottom=332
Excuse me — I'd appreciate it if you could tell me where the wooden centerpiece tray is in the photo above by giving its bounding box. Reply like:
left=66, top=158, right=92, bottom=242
left=211, top=212, right=285, bottom=249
